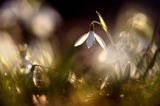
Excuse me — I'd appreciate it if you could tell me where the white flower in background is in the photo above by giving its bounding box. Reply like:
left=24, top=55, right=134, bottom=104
left=0, top=32, right=21, bottom=72
left=74, top=31, right=106, bottom=49
left=21, top=59, right=33, bottom=74
left=127, top=13, right=153, bottom=40
left=98, top=41, right=137, bottom=78
left=30, top=7, right=61, bottom=39
left=2, top=0, right=40, bottom=22
left=1, top=0, right=61, bottom=39
left=29, top=40, right=55, bottom=67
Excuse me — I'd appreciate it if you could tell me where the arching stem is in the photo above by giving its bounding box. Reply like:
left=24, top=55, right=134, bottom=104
left=89, top=20, right=115, bottom=47
left=105, top=29, right=115, bottom=47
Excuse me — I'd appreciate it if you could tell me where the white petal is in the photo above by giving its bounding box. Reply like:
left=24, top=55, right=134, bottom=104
left=86, top=31, right=95, bottom=48
left=74, top=32, right=89, bottom=47
left=94, top=33, right=107, bottom=49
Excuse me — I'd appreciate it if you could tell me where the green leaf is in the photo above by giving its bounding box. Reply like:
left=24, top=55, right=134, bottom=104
left=96, top=11, right=108, bottom=32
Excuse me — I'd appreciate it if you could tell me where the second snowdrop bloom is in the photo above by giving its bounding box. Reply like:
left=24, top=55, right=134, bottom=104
left=74, top=31, right=106, bottom=49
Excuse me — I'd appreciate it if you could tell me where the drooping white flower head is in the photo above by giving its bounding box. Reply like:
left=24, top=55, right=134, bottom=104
left=74, top=31, right=106, bottom=49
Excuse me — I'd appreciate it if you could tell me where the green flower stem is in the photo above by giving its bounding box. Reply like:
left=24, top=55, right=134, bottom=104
left=105, top=29, right=115, bottom=47
left=89, top=21, right=101, bottom=31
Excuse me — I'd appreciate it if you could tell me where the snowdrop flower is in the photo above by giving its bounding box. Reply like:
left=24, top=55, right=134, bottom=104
left=74, top=31, right=106, bottom=49
left=74, top=12, right=115, bottom=49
